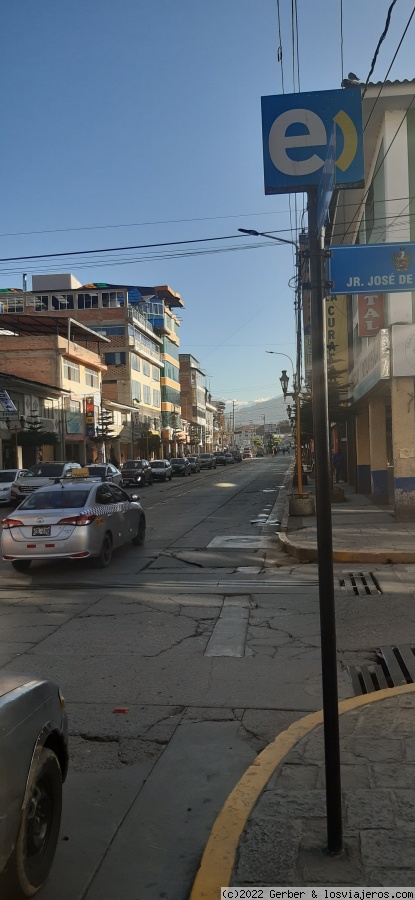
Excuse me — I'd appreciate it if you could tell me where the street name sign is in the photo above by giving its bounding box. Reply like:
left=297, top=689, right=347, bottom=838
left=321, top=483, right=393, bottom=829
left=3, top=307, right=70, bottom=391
left=261, top=87, right=363, bottom=194
left=328, top=242, right=415, bottom=295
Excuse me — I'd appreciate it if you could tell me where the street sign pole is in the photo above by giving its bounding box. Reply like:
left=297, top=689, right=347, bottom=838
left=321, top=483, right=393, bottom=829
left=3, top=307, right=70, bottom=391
left=308, top=187, right=343, bottom=854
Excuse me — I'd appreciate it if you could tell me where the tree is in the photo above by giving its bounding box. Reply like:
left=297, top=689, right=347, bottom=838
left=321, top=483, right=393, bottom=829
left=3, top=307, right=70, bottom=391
left=17, top=414, right=58, bottom=449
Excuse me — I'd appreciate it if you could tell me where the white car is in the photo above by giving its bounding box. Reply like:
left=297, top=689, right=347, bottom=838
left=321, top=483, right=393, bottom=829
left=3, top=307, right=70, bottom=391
left=0, top=469, right=27, bottom=505
left=2, top=475, right=146, bottom=572
left=11, top=462, right=82, bottom=504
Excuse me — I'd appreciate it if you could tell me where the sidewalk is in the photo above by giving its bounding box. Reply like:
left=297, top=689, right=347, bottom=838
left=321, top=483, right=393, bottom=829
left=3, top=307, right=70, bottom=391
left=278, top=471, right=415, bottom=563
left=190, top=686, right=415, bottom=893
left=190, top=473, right=415, bottom=896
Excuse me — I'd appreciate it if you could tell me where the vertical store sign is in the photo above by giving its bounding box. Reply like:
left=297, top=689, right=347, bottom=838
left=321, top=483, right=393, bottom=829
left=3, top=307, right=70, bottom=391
left=85, top=396, right=95, bottom=438
left=357, top=294, right=384, bottom=337
left=325, top=295, right=348, bottom=386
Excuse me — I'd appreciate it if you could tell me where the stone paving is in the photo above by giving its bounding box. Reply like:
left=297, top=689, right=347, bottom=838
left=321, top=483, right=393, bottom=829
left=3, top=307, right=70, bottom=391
left=231, top=692, right=415, bottom=887
left=225, top=480, right=415, bottom=890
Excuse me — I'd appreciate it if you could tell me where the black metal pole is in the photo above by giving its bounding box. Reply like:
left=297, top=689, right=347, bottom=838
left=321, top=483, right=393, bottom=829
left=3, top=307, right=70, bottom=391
left=307, top=187, right=343, bottom=854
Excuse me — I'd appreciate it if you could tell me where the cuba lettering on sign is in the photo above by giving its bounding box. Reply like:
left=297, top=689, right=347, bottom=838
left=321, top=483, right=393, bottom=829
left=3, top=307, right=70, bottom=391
left=261, top=88, right=364, bottom=194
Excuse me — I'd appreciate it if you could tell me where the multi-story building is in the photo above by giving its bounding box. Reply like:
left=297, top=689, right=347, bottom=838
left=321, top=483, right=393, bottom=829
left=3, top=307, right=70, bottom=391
left=0, top=314, right=108, bottom=464
left=329, top=79, right=415, bottom=519
left=136, top=285, right=184, bottom=457
left=0, top=372, right=69, bottom=468
left=179, top=354, right=207, bottom=452
left=0, top=275, right=185, bottom=460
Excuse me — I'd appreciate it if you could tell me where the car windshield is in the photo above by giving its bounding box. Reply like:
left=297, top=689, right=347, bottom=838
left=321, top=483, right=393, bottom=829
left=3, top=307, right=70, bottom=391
left=0, top=471, right=17, bottom=482
left=189, top=457, right=197, bottom=461
left=200, top=454, right=210, bottom=459
left=87, top=466, right=106, bottom=476
left=20, top=489, right=91, bottom=510
left=171, top=459, right=183, bottom=463
left=150, top=461, right=165, bottom=467
left=25, top=464, right=66, bottom=478
left=123, top=461, right=142, bottom=468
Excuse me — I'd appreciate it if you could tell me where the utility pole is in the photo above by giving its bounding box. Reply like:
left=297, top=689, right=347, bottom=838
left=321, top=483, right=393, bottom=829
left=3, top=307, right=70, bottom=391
left=240, top=222, right=342, bottom=854
left=308, top=187, right=342, bottom=854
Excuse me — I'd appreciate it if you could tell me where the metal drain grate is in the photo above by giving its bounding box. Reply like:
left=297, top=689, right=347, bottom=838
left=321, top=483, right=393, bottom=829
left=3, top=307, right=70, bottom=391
left=348, top=644, right=415, bottom=695
left=339, top=571, right=382, bottom=595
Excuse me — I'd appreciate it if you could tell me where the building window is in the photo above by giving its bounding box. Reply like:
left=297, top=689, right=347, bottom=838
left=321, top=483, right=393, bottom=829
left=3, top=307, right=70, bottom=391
left=63, top=360, right=80, bottom=382
left=34, top=295, right=49, bottom=311
left=142, top=360, right=151, bottom=377
left=77, top=292, right=98, bottom=309
left=102, top=291, right=125, bottom=308
left=131, top=354, right=140, bottom=371
left=5, top=297, right=24, bottom=312
left=132, top=382, right=141, bottom=402
left=152, top=389, right=160, bottom=407
left=69, top=399, right=81, bottom=412
left=85, top=368, right=99, bottom=388
left=152, top=366, right=160, bottom=381
left=39, top=398, right=55, bottom=418
left=52, top=294, right=74, bottom=310
left=143, top=385, right=151, bottom=404
left=104, top=352, right=126, bottom=366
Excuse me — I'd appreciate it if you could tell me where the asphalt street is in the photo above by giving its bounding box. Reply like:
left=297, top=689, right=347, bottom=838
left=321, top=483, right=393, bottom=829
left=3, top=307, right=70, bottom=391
left=1, top=456, right=414, bottom=899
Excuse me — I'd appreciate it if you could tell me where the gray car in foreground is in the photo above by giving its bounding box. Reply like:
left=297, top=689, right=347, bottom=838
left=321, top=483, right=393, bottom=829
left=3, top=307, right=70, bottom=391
left=0, top=675, right=68, bottom=899
left=2, top=476, right=146, bottom=572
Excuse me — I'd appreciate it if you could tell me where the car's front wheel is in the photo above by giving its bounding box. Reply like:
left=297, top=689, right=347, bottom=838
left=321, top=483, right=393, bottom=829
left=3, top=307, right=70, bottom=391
left=131, top=515, right=146, bottom=546
left=0, top=747, right=62, bottom=899
left=12, top=560, right=32, bottom=573
left=95, top=532, right=112, bottom=568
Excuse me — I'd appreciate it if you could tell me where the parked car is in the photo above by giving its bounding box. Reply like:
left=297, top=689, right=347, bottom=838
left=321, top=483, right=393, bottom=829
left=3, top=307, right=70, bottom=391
left=255, top=450, right=264, bottom=457
left=225, top=452, right=234, bottom=464
left=242, top=451, right=253, bottom=459
left=0, top=675, right=68, bottom=898
left=150, top=459, right=173, bottom=482
left=170, top=457, right=191, bottom=476
left=233, top=451, right=242, bottom=462
left=213, top=451, right=227, bottom=465
left=2, top=477, right=146, bottom=571
left=120, top=459, right=153, bottom=487
left=86, top=463, right=122, bottom=485
left=11, top=462, right=81, bottom=504
left=199, top=453, right=217, bottom=469
left=188, top=455, right=201, bottom=473
left=0, top=469, right=27, bottom=506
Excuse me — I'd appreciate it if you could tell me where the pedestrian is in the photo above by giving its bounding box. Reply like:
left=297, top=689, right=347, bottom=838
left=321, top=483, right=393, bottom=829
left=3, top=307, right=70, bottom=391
left=332, top=447, right=343, bottom=484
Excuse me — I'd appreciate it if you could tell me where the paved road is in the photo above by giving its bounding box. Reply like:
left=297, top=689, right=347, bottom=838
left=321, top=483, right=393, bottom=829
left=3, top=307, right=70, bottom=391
left=2, top=455, right=414, bottom=899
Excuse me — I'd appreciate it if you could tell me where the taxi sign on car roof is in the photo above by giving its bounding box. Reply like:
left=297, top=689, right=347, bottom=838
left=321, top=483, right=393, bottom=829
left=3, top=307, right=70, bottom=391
left=71, top=468, right=90, bottom=478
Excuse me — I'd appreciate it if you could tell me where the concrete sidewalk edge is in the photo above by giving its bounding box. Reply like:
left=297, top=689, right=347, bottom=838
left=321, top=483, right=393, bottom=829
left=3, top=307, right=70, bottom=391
left=189, top=683, right=415, bottom=900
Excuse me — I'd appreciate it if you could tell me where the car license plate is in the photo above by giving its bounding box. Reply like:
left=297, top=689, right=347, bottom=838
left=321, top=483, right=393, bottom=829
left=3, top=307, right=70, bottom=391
left=32, top=526, right=51, bottom=536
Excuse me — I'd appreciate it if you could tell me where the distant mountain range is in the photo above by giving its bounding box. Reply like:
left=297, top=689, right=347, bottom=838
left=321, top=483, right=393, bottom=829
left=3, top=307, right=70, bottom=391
left=227, top=394, right=289, bottom=426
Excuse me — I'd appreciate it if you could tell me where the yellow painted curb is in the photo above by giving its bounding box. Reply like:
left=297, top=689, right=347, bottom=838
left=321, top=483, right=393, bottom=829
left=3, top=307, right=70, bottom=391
left=190, top=683, right=415, bottom=900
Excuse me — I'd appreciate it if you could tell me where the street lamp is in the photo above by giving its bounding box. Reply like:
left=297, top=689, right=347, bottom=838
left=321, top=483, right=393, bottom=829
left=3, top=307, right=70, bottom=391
left=266, top=350, right=303, bottom=494
left=279, top=369, right=289, bottom=398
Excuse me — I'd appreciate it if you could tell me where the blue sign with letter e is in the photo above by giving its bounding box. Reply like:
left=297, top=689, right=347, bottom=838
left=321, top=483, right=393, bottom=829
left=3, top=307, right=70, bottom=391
left=261, top=88, right=364, bottom=194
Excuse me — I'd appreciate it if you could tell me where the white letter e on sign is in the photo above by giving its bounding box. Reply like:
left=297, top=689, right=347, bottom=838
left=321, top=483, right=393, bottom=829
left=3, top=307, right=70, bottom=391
left=269, top=108, right=327, bottom=176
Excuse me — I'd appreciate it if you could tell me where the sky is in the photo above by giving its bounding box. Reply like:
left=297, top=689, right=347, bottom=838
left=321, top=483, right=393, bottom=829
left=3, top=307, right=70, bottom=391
left=1, top=0, right=415, bottom=421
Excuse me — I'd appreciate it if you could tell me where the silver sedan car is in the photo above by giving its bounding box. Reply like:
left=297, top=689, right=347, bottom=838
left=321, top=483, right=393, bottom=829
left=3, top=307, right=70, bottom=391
left=2, top=477, right=146, bottom=572
left=0, top=675, right=68, bottom=898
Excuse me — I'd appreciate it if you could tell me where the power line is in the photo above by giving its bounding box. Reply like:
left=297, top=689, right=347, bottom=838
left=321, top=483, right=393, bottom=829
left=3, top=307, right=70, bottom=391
left=363, top=0, right=399, bottom=92
left=364, top=5, right=415, bottom=126
left=0, top=207, right=296, bottom=240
